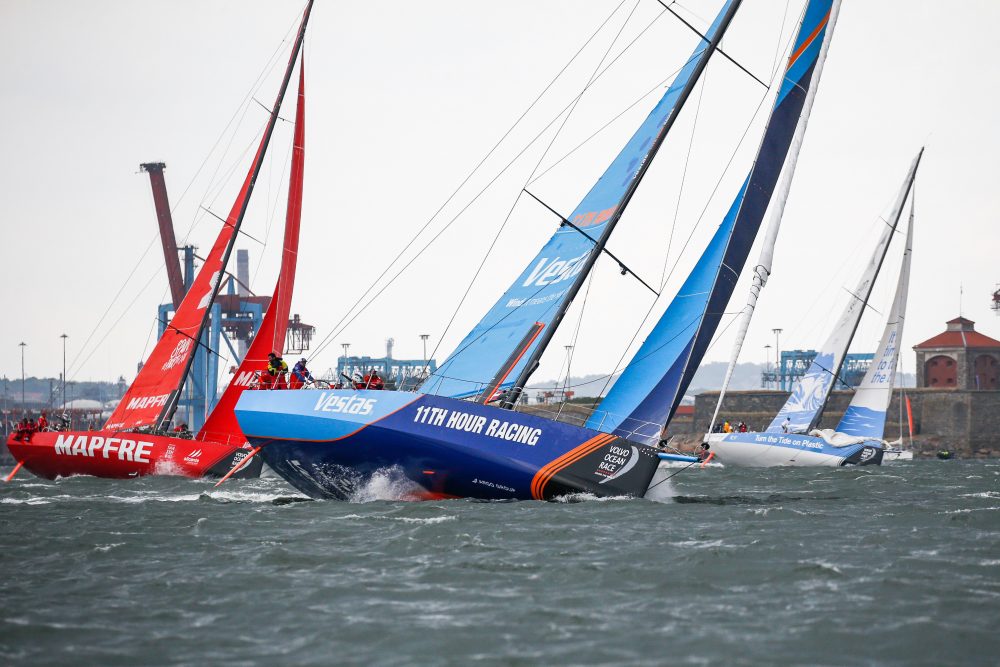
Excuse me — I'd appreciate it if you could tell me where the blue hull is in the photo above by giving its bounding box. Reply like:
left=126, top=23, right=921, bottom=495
left=234, top=390, right=661, bottom=501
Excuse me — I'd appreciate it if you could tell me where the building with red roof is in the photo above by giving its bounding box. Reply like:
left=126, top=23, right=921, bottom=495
left=913, top=317, right=1000, bottom=390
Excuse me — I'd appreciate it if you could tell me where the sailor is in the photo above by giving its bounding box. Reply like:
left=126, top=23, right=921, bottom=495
left=696, top=443, right=711, bottom=461
left=37, top=412, right=48, bottom=432
left=363, top=369, right=384, bottom=390
left=290, top=358, right=313, bottom=389
left=267, top=352, right=289, bottom=389
left=723, top=421, right=732, bottom=433
left=738, top=421, right=747, bottom=433
left=781, top=417, right=791, bottom=433
left=26, top=418, right=37, bottom=441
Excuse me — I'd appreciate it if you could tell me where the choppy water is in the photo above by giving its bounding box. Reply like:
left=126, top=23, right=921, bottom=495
left=1, top=461, right=999, bottom=666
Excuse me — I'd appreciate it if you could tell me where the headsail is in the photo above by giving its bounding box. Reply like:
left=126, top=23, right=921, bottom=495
left=421, top=0, right=742, bottom=402
left=766, top=150, right=922, bottom=433
left=198, top=58, right=306, bottom=445
left=836, top=195, right=914, bottom=438
left=588, top=0, right=838, bottom=444
left=709, top=0, right=842, bottom=430
left=104, top=1, right=314, bottom=432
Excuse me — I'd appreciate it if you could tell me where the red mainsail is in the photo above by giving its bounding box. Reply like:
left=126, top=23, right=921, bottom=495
left=104, top=1, right=313, bottom=432
left=199, top=59, right=306, bottom=444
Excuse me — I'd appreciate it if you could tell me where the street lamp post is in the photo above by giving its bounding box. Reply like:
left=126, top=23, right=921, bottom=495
left=420, top=334, right=430, bottom=372
left=19, top=342, right=26, bottom=416
left=2, top=376, right=7, bottom=436
left=60, top=334, right=68, bottom=411
left=771, top=328, right=783, bottom=390
left=563, top=345, right=574, bottom=401
left=764, top=344, right=772, bottom=389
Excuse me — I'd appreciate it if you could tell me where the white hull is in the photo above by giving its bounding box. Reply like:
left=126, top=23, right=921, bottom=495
left=882, top=449, right=913, bottom=462
left=704, top=432, right=882, bottom=468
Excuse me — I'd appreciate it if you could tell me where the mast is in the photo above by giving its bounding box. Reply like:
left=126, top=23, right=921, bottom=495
left=709, top=0, right=841, bottom=430
left=157, top=0, right=314, bottom=429
left=198, top=56, right=307, bottom=443
left=806, top=150, right=920, bottom=431
left=499, top=0, right=743, bottom=409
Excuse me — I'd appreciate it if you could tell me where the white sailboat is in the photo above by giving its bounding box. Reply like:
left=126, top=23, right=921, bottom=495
left=708, top=151, right=920, bottom=467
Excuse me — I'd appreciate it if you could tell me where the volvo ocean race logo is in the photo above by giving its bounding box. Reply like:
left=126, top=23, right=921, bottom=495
left=162, top=338, right=193, bottom=371
left=597, top=444, right=638, bottom=483
left=859, top=447, right=876, bottom=462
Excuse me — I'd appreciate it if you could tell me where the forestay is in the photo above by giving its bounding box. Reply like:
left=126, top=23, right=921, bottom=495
left=590, top=0, right=837, bottom=445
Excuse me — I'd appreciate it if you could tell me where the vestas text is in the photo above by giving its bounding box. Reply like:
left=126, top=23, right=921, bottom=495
left=314, top=393, right=377, bottom=416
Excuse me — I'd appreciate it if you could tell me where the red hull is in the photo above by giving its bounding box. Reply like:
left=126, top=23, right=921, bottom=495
left=5, top=430, right=262, bottom=480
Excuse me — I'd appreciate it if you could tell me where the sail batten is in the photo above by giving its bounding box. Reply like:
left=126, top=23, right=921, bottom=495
left=588, top=0, right=838, bottom=445
left=421, top=0, right=742, bottom=403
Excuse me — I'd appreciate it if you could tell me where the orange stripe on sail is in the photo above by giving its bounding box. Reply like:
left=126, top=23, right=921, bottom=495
left=786, top=10, right=829, bottom=71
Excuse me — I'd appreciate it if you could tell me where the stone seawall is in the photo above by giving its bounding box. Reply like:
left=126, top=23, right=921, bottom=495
left=675, top=389, right=1000, bottom=458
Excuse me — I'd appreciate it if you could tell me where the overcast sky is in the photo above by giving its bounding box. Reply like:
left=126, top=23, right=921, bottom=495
left=2, top=0, right=997, bottom=393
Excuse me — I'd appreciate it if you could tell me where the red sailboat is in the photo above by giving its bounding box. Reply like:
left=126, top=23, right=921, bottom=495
left=6, top=2, right=313, bottom=480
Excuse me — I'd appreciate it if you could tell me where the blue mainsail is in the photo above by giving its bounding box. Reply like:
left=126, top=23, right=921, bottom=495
left=589, top=0, right=836, bottom=444
left=421, top=0, right=739, bottom=400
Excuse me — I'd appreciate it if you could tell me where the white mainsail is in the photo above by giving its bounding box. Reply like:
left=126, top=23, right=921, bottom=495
left=835, top=195, right=914, bottom=438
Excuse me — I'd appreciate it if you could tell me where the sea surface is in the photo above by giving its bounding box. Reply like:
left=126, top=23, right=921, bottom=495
left=1, top=460, right=998, bottom=666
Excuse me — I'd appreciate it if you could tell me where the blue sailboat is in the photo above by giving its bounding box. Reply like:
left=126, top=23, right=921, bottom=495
left=235, top=0, right=840, bottom=500
left=708, top=150, right=921, bottom=467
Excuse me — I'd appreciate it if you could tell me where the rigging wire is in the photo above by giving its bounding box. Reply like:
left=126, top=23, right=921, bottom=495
left=306, top=0, right=632, bottom=360
left=526, top=66, right=684, bottom=187
left=309, top=0, right=673, bottom=362
left=661, top=59, right=709, bottom=286
left=654, top=0, right=769, bottom=89
left=592, top=86, right=774, bottom=399
left=592, top=7, right=806, bottom=399
left=396, top=0, right=646, bottom=371
left=317, top=1, right=750, bottom=380
left=66, top=12, right=300, bottom=380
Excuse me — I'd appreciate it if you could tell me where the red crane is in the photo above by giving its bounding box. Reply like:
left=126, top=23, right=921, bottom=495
left=140, top=162, right=185, bottom=309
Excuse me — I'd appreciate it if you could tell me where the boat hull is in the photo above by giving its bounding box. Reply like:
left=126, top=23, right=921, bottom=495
left=705, top=432, right=883, bottom=467
left=5, top=430, right=263, bottom=480
left=235, top=390, right=661, bottom=501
